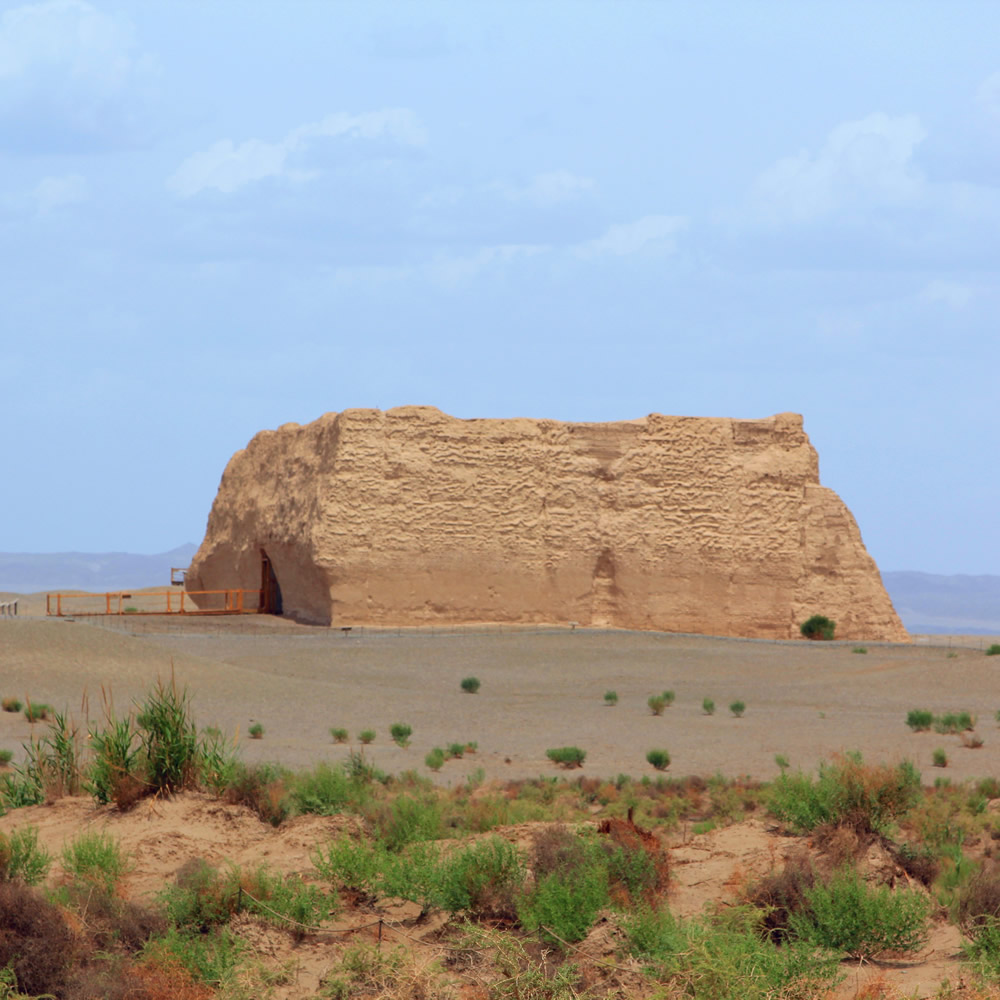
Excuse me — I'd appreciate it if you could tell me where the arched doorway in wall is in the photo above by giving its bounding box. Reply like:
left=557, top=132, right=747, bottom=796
left=260, top=550, right=283, bottom=614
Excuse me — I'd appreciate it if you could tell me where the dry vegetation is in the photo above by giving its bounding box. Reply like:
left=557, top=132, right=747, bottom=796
left=2, top=617, right=1000, bottom=997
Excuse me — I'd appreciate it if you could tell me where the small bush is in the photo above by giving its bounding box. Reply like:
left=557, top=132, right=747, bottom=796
left=0, top=826, right=52, bottom=884
left=933, top=747, right=949, bottom=767
left=446, top=742, right=465, bottom=759
left=136, top=678, right=199, bottom=793
left=603, top=690, right=618, bottom=706
left=987, top=644, right=1000, bottom=656
left=546, top=746, right=586, bottom=769
left=906, top=709, right=933, bottom=732
left=0, top=750, right=11, bottom=766
left=646, top=749, right=670, bottom=771
left=223, top=761, right=289, bottom=826
left=775, top=753, right=790, bottom=774
left=62, top=830, right=132, bottom=894
left=729, top=700, right=745, bottom=718
left=23, top=701, right=50, bottom=723
left=962, top=731, right=985, bottom=749
left=661, top=690, right=676, bottom=707
left=248, top=722, right=264, bottom=739
left=789, top=866, right=930, bottom=959
left=621, top=903, right=842, bottom=998
left=852, top=646, right=868, bottom=654
left=86, top=716, right=144, bottom=809
left=359, top=729, right=375, bottom=744
left=702, top=697, right=715, bottom=716
left=0, top=881, right=78, bottom=997
left=460, top=676, right=481, bottom=694
left=800, top=614, right=836, bottom=640
left=935, top=711, right=975, bottom=734
left=389, top=723, right=412, bottom=747
left=768, top=753, right=921, bottom=835
left=1, top=697, right=21, bottom=713
left=330, top=727, right=348, bottom=743
left=647, top=695, right=666, bottom=716
left=744, top=854, right=816, bottom=941
left=957, top=864, right=1000, bottom=939
left=519, top=854, right=609, bottom=944
left=424, top=748, right=445, bottom=772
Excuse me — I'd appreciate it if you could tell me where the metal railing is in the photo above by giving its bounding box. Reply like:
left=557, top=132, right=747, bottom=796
left=45, top=588, right=264, bottom=617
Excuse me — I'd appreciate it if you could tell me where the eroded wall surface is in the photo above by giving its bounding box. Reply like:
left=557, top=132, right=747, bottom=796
left=186, top=407, right=907, bottom=640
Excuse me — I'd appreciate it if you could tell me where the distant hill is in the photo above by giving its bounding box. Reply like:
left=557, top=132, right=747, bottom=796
left=882, top=571, right=1000, bottom=634
left=0, top=544, right=198, bottom=594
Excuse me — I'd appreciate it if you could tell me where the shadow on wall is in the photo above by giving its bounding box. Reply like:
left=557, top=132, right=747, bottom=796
left=260, top=550, right=283, bottom=615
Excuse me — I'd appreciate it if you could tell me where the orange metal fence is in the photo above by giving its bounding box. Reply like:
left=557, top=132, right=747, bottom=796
left=46, top=589, right=264, bottom=617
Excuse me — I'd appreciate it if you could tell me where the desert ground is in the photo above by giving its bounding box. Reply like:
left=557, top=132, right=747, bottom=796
left=3, top=597, right=1000, bottom=998
left=1, top=598, right=998, bottom=784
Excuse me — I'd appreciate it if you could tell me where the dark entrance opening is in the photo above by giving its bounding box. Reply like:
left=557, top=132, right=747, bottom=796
left=260, top=550, right=283, bottom=614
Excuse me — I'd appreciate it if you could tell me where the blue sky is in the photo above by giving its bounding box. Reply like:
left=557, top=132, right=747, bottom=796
left=1, top=1, right=997, bottom=574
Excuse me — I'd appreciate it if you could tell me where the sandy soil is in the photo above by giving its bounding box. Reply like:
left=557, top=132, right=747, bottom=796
left=3, top=607, right=998, bottom=997
left=1, top=609, right=998, bottom=785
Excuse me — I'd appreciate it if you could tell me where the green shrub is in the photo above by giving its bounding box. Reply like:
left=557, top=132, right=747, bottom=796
left=906, top=709, right=933, bottom=732
left=0, top=750, right=11, bottom=766
left=768, top=753, right=920, bottom=835
left=330, top=727, right=348, bottom=743
left=729, top=700, right=745, bottom=718
left=647, top=695, right=666, bottom=716
left=0, top=826, right=52, bottom=884
left=359, top=729, right=375, bottom=745
left=61, top=831, right=131, bottom=895
left=364, top=794, right=443, bottom=851
left=789, top=867, right=930, bottom=959
left=519, top=862, right=609, bottom=944
left=800, top=614, right=836, bottom=640
left=935, top=711, right=975, bottom=734
left=287, top=762, right=360, bottom=816
left=19, top=709, right=82, bottom=800
left=460, top=677, right=481, bottom=694
left=432, top=837, right=525, bottom=917
left=1, top=698, right=21, bottom=713
left=852, top=646, right=868, bottom=654
left=136, top=679, right=199, bottom=793
left=23, top=701, right=50, bottom=723
left=424, top=748, right=445, bottom=772
left=702, top=697, right=715, bottom=716
left=247, top=722, right=264, bottom=740
left=646, top=749, right=670, bottom=771
left=933, top=747, right=948, bottom=768
left=546, top=746, right=586, bottom=769
left=144, top=925, right=247, bottom=986
left=621, top=904, right=843, bottom=999
left=389, top=723, right=412, bottom=747
left=603, top=690, right=618, bottom=706
left=987, top=644, right=1000, bottom=656
left=86, top=716, right=143, bottom=808
left=446, top=742, right=465, bottom=759
left=661, top=690, right=676, bottom=707
left=223, top=761, right=290, bottom=826
left=774, top=754, right=790, bottom=774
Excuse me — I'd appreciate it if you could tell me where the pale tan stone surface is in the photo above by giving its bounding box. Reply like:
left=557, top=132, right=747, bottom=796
left=186, top=406, right=906, bottom=640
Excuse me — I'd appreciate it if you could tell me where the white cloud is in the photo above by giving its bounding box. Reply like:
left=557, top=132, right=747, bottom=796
left=500, top=169, right=595, bottom=205
left=574, top=214, right=686, bottom=258
left=0, top=0, right=154, bottom=151
left=921, top=279, right=974, bottom=309
left=32, top=172, right=87, bottom=213
left=168, top=109, right=427, bottom=198
left=751, top=113, right=926, bottom=224
left=427, top=243, right=549, bottom=285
